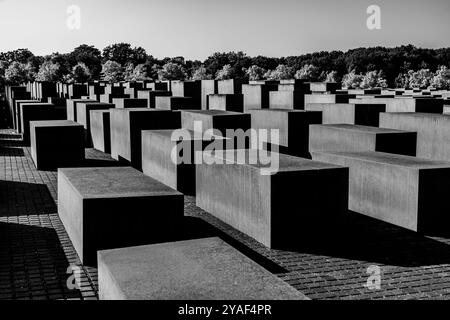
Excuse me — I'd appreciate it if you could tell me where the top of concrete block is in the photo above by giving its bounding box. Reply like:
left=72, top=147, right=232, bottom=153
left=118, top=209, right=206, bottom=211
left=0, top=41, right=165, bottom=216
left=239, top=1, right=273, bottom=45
left=98, top=237, right=307, bottom=300
left=313, top=151, right=450, bottom=169
left=30, top=120, right=82, bottom=128
left=58, top=167, right=182, bottom=199
left=311, top=124, right=414, bottom=134
left=180, top=110, right=242, bottom=116
left=203, top=149, right=345, bottom=172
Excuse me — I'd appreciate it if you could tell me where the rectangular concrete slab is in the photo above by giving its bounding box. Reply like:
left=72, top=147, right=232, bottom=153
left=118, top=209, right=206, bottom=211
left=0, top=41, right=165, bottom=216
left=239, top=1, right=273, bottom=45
left=90, top=110, right=111, bottom=154
left=141, top=129, right=227, bottom=195
left=57, top=166, right=184, bottom=265
left=196, top=149, right=348, bottom=248
left=98, top=237, right=308, bottom=300
left=66, top=99, right=97, bottom=122
left=30, top=120, right=84, bottom=170
left=380, top=112, right=450, bottom=162
left=309, top=124, right=417, bottom=156
left=112, top=98, right=148, bottom=109
left=76, top=102, right=114, bottom=147
left=110, top=108, right=180, bottom=170
left=249, top=109, right=322, bottom=157
left=208, top=94, right=244, bottom=113
left=242, top=84, right=278, bottom=111
left=269, top=91, right=305, bottom=110
left=180, top=110, right=251, bottom=135
left=305, top=103, right=386, bottom=127
left=155, top=96, right=198, bottom=110
left=137, top=90, right=172, bottom=108
left=312, top=151, right=450, bottom=234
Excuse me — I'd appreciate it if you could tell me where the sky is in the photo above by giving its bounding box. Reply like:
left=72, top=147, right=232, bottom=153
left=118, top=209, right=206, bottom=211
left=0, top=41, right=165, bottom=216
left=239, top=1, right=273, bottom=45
left=0, top=0, right=448, bottom=60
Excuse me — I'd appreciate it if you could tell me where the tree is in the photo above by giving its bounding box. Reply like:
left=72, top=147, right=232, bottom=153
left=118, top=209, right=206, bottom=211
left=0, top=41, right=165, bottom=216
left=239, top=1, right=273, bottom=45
left=102, top=43, right=147, bottom=66
left=124, top=64, right=150, bottom=81
left=294, top=64, right=320, bottom=81
left=215, top=64, right=234, bottom=80
left=204, top=51, right=251, bottom=80
left=35, top=61, right=62, bottom=82
left=244, top=65, right=266, bottom=81
left=432, top=66, right=450, bottom=89
left=360, top=70, right=388, bottom=88
left=157, top=62, right=187, bottom=80
left=325, top=71, right=339, bottom=83
left=4, top=62, right=30, bottom=84
left=0, top=49, right=35, bottom=64
left=264, top=64, right=294, bottom=80
left=408, top=69, right=433, bottom=88
left=102, top=60, right=124, bottom=82
left=67, top=44, right=102, bottom=78
left=342, top=70, right=364, bottom=89
left=191, top=66, right=212, bottom=80
left=72, top=62, right=91, bottom=83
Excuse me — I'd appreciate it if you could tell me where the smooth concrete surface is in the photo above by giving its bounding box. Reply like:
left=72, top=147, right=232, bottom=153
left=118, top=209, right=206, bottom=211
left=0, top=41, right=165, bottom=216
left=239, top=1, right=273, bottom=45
left=110, top=108, right=180, bottom=170
left=112, top=98, right=148, bottom=109
left=30, top=120, right=84, bottom=170
left=76, top=102, right=114, bottom=147
left=217, top=79, right=248, bottom=94
left=304, top=103, right=386, bottom=127
left=208, top=94, right=244, bottom=113
left=380, top=112, right=450, bottom=162
left=98, top=237, right=308, bottom=300
left=57, top=166, right=184, bottom=266
left=304, top=94, right=355, bottom=104
left=66, top=99, right=97, bottom=122
left=201, top=80, right=218, bottom=110
left=141, top=129, right=227, bottom=195
left=155, top=96, right=198, bottom=110
left=312, top=151, right=450, bottom=233
left=242, top=84, right=278, bottom=111
left=20, top=103, right=66, bottom=145
left=90, top=110, right=111, bottom=154
left=171, top=80, right=201, bottom=105
left=196, top=149, right=348, bottom=248
left=309, top=124, right=417, bottom=156
left=137, top=90, right=172, bottom=108
left=269, top=91, right=305, bottom=110
left=249, top=109, right=322, bottom=157
left=308, top=82, right=341, bottom=93
left=14, top=100, right=39, bottom=132
left=180, top=110, right=251, bottom=135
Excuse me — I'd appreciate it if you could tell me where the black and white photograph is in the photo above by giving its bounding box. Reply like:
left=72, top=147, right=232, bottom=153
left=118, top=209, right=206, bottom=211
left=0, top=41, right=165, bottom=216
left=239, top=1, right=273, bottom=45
left=1, top=0, right=450, bottom=310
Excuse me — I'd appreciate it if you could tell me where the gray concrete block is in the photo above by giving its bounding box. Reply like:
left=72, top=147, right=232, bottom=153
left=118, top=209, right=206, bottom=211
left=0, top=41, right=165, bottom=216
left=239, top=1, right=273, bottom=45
left=112, top=98, right=148, bottom=109
left=312, top=151, right=450, bottom=234
left=201, top=80, right=218, bottom=110
left=76, top=102, right=114, bottom=147
left=242, top=84, right=278, bottom=111
left=309, top=124, right=417, bottom=156
left=208, top=94, right=244, bottom=113
left=90, top=110, right=111, bottom=154
left=269, top=91, right=305, bottom=109
left=66, top=99, right=97, bottom=122
left=110, top=108, right=180, bottom=170
left=155, top=96, right=198, bottom=110
left=141, top=129, right=227, bottom=195
left=380, top=112, right=450, bottom=161
left=249, top=109, right=322, bottom=157
left=196, top=150, right=348, bottom=248
left=57, top=166, right=184, bottom=265
left=98, top=237, right=308, bottom=300
left=20, top=103, right=66, bottom=145
left=180, top=110, right=251, bottom=135
left=137, top=90, right=172, bottom=108
left=217, top=79, right=248, bottom=94
left=172, top=80, right=201, bottom=105
left=30, top=120, right=84, bottom=170
left=304, top=103, right=386, bottom=127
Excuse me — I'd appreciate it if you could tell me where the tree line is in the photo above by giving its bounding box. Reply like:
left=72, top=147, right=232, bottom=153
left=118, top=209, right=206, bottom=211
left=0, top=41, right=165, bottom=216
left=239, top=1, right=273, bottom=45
left=1, top=43, right=449, bottom=90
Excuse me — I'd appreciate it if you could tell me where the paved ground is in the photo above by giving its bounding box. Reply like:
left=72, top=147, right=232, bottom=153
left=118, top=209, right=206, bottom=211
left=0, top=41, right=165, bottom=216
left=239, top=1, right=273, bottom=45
left=2, top=101, right=450, bottom=300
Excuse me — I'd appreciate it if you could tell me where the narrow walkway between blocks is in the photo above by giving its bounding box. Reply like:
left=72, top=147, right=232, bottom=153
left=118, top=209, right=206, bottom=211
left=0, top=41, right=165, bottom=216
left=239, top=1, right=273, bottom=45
left=2, top=118, right=450, bottom=300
